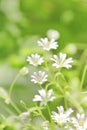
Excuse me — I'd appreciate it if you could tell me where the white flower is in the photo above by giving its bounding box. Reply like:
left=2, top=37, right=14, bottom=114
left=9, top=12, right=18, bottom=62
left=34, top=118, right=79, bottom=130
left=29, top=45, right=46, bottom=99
left=33, top=89, right=55, bottom=106
left=51, top=52, right=73, bottom=69
left=27, top=54, right=44, bottom=66
left=51, top=106, right=73, bottom=125
left=65, top=125, right=75, bottom=130
left=47, top=29, right=60, bottom=40
left=42, top=120, right=49, bottom=130
left=19, top=112, right=30, bottom=125
left=38, top=38, right=58, bottom=51
left=71, top=113, right=87, bottom=130
left=31, top=71, right=48, bottom=84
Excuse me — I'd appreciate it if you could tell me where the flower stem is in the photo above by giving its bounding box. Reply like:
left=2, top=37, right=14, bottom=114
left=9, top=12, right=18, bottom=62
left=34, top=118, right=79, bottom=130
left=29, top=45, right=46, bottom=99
left=64, top=95, right=68, bottom=109
left=45, top=83, right=52, bottom=90
left=10, top=100, right=21, bottom=114
left=35, top=104, right=46, bottom=120
left=80, top=65, right=87, bottom=91
left=46, top=104, right=55, bottom=130
left=39, top=84, right=43, bottom=89
left=9, top=73, right=20, bottom=98
left=1, top=103, right=15, bottom=115
left=55, top=83, right=64, bottom=94
left=47, top=104, right=51, bottom=120
left=60, top=73, right=69, bottom=85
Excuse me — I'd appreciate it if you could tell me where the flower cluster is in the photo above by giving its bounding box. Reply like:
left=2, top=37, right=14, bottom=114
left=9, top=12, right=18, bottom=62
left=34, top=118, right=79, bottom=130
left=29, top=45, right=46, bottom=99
left=1, top=30, right=86, bottom=130
left=25, top=30, right=75, bottom=129
left=51, top=106, right=87, bottom=130
left=26, top=30, right=73, bottom=86
left=26, top=31, right=73, bottom=116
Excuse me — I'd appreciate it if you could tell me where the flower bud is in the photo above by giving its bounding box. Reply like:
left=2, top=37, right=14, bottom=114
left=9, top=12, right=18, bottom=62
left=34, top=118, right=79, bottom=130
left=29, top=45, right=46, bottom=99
left=20, top=67, right=29, bottom=76
left=0, top=87, right=10, bottom=104
left=47, top=29, right=60, bottom=40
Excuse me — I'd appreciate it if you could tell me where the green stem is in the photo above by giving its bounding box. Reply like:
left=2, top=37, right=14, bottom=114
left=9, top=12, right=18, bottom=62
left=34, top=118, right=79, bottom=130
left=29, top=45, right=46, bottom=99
left=1, top=103, right=15, bottom=115
left=64, top=95, right=68, bottom=110
left=20, top=100, right=28, bottom=111
left=35, top=104, right=46, bottom=120
left=8, top=72, right=21, bottom=114
left=60, top=73, right=69, bottom=85
left=55, top=83, right=64, bottom=94
left=43, top=51, right=50, bottom=68
left=45, top=83, right=52, bottom=90
left=54, top=94, right=64, bottom=99
left=28, top=125, right=35, bottom=130
left=46, top=104, right=55, bottom=130
left=10, top=100, right=21, bottom=114
left=55, top=72, right=61, bottom=80
left=47, top=104, right=51, bottom=120
left=9, top=73, right=20, bottom=98
left=39, top=84, right=43, bottom=89
left=80, top=65, right=87, bottom=90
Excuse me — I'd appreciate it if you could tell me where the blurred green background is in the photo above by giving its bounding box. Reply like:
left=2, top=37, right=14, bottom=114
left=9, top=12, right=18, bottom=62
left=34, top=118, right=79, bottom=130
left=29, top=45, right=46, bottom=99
left=0, top=0, right=87, bottom=115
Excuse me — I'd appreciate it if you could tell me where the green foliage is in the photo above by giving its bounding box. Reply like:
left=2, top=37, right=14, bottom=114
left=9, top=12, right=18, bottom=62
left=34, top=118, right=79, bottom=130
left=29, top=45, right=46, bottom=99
left=0, top=0, right=87, bottom=60
left=0, top=0, right=87, bottom=129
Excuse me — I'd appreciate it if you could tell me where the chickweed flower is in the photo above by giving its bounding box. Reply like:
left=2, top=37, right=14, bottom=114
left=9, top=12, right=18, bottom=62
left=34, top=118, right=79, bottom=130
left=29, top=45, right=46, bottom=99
left=37, top=38, right=58, bottom=51
left=71, top=113, right=87, bottom=130
left=31, top=71, right=48, bottom=84
left=51, top=106, right=73, bottom=125
left=27, top=54, right=44, bottom=66
left=65, top=125, right=75, bottom=130
left=19, top=112, right=30, bottom=125
left=33, top=89, right=55, bottom=106
left=51, top=52, right=73, bottom=69
left=42, top=120, right=49, bottom=130
left=47, top=29, right=60, bottom=40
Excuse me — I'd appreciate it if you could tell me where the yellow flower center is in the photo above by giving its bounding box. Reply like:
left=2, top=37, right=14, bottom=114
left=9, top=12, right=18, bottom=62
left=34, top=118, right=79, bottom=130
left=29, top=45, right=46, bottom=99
left=58, top=117, right=65, bottom=123
left=37, top=76, right=43, bottom=82
left=45, top=42, right=50, bottom=49
left=33, top=59, right=38, bottom=64
left=79, top=119, right=84, bottom=126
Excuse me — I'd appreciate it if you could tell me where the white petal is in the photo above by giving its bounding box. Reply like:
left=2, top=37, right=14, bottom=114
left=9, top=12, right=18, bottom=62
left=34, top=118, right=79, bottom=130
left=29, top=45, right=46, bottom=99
left=33, top=95, right=42, bottom=101
left=38, top=89, right=46, bottom=98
